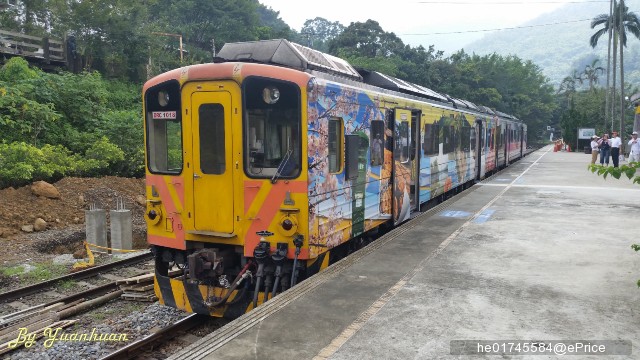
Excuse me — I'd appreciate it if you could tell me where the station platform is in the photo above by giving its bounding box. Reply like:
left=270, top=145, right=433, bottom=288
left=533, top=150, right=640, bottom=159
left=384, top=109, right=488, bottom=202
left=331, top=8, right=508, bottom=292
left=170, top=145, right=640, bottom=359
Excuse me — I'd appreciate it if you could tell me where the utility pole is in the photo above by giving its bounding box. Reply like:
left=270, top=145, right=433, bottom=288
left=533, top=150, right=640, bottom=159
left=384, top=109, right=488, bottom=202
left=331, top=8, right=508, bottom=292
left=619, top=0, right=625, bottom=155
left=151, top=32, right=183, bottom=63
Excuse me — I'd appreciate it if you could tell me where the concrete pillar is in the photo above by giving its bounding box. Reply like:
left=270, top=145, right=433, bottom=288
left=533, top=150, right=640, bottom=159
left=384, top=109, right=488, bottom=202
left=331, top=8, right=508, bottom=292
left=110, top=209, right=132, bottom=251
left=85, top=209, right=107, bottom=252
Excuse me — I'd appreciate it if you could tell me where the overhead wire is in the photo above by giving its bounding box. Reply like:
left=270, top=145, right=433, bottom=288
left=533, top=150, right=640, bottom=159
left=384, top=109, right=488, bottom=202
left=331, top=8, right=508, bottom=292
left=404, top=0, right=626, bottom=35
left=416, top=1, right=609, bottom=3
left=402, top=18, right=594, bottom=35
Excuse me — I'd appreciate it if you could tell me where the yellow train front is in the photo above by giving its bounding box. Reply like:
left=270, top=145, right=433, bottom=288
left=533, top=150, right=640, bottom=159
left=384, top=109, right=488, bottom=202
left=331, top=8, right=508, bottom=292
left=143, top=41, right=341, bottom=318
left=143, top=39, right=526, bottom=318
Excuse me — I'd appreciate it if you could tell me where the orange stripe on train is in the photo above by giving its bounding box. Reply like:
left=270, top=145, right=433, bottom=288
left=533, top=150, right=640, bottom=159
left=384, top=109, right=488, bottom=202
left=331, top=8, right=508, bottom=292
left=244, top=180, right=307, bottom=257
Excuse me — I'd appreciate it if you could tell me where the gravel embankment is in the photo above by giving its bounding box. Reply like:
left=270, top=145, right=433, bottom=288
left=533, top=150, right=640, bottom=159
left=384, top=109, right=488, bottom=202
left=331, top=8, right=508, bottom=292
left=7, top=302, right=187, bottom=360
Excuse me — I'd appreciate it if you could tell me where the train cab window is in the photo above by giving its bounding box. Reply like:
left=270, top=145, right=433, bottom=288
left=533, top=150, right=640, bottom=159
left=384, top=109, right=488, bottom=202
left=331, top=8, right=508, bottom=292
left=243, top=77, right=301, bottom=178
left=199, top=104, right=225, bottom=174
left=145, top=80, right=183, bottom=174
left=328, top=118, right=343, bottom=173
left=370, top=120, right=384, bottom=167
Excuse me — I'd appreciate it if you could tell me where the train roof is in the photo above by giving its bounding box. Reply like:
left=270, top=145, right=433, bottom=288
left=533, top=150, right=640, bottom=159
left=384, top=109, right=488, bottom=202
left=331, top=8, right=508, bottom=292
left=216, top=39, right=522, bottom=123
left=358, top=69, right=448, bottom=103
left=494, top=110, right=520, bottom=122
left=217, top=39, right=362, bottom=81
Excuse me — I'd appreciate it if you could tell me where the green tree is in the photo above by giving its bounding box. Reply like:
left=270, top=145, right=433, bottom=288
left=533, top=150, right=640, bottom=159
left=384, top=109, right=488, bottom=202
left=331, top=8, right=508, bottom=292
left=255, top=2, right=294, bottom=40
left=300, top=17, right=345, bottom=52
left=590, top=0, right=640, bottom=48
left=590, top=0, right=640, bottom=134
left=328, top=20, right=405, bottom=58
left=583, top=59, right=605, bottom=91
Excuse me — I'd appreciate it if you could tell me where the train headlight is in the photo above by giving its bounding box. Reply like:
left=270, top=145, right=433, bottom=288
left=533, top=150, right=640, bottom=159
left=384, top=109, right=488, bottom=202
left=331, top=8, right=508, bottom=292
left=262, top=87, right=280, bottom=104
left=278, top=216, right=297, bottom=237
left=158, top=91, right=170, bottom=107
left=282, top=219, right=293, bottom=231
left=146, top=206, right=162, bottom=225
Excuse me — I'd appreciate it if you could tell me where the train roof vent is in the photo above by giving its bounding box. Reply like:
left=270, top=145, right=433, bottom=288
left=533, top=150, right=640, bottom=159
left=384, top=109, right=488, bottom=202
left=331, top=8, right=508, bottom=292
left=494, top=110, right=518, bottom=120
left=361, top=70, right=448, bottom=102
left=458, top=99, right=480, bottom=111
left=479, top=105, right=496, bottom=115
left=446, top=95, right=469, bottom=109
left=217, top=39, right=362, bottom=81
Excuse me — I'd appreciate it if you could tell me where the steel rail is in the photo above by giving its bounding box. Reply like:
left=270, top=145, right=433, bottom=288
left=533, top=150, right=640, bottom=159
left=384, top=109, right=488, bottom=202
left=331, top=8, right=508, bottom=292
left=99, top=314, right=208, bottom=360
left=0, top=251, right=153, bottom=303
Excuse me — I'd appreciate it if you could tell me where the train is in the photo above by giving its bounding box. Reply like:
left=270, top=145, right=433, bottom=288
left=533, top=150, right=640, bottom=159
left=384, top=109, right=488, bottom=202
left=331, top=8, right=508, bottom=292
left=143, top=39, right=527, bottom=318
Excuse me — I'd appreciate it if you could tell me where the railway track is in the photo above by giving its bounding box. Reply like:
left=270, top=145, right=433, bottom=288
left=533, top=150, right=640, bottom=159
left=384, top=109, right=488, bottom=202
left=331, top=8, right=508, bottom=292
left=99, top=314, right=210, bottom=360
left=0, top=251, right=153, bottom=303
left=0, top=269, right=168, bottom=357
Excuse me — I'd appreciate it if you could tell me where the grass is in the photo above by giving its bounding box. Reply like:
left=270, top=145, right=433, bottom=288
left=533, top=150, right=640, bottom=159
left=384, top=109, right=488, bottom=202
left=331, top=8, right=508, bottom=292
left=0, top=265, right=25, bottom=277
left=23, top=262, right=69, bottom=282
left=85, top=301, right=144, bottom=322
left=56, top=279, right=77, bottom=291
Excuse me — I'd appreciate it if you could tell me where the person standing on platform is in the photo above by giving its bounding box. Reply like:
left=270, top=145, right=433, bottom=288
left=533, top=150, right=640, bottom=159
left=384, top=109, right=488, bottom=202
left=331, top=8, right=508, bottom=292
left=610, top=131, right=622, bottom=167
left=590, top=135, right=600, bottom=164
left=598, top=133, right=611, bottom=166
left=628, top=131, right=640, bottom=163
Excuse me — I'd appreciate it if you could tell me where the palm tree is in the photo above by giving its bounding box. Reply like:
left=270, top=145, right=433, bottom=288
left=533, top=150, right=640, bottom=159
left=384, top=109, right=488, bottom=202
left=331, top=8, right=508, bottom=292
left=583, top=59, right=605, bottom=91
left=572, top=69, right=585, bottom=89
left=557, top=75, right=576, bottom=108
left=590, top=0, right=640, bottom=48
left=590, top=0, right=640, bottom=138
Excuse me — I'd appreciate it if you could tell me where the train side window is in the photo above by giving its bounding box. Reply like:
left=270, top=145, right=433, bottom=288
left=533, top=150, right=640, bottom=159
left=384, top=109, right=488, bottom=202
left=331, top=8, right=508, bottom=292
left=470, top=126, right=476, bottom=152
left=345, top=135, right=361, bottom=180
left=199, top=104, right=225, bottom=174
left=442, top=125, right=454, bottom=154
left=328, top=117, right=343, bottom=174
left=461, top=126, right=471, bottom=152
left=370, top=120, right=384, bottom=167
left=399, top=121, right=409, bottom=163
left=423, top=123, right=438, bottom=156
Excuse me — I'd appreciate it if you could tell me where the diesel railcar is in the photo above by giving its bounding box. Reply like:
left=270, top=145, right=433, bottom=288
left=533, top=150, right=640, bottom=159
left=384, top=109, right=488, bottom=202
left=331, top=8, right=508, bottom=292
left=143, top=39, right=527, bottom=318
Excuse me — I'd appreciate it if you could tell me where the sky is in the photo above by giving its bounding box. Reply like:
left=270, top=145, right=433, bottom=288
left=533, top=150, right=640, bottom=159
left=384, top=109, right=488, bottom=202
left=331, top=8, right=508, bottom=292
left=259, top=0, right=608, bottom=54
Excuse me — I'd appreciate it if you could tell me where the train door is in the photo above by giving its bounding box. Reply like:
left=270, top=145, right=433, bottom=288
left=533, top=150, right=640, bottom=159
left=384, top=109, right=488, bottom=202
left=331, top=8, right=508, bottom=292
left=392, top=108, right=414, bottom=225
left=497, top=124, right=504, bottom=168
left=475, top=119, right=484, bottom=180
left=520, top=125, right=525, bottom=157
left=411, top=110, right=421, bottom=207
left=190, top=88, right=235, bottom=234
left=505, top=123, right=511, bottom=166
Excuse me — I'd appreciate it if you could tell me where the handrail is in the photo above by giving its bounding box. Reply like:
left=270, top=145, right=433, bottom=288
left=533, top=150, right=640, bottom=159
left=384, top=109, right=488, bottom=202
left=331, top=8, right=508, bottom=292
left=0, top=27, right=66, bottom=63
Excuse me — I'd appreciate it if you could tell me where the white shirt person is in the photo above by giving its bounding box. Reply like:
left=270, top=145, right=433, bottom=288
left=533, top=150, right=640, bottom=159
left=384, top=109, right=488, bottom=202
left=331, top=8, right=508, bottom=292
left=628, top=131, right=640, bottom=163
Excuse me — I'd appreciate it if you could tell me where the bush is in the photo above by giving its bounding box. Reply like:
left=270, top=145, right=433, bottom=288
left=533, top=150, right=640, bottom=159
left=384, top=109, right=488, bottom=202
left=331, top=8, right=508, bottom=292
left=0, top=142, right=73, bottom=188
left=0, top=86, right=60, bottom=145
left=0, top=139, right=125, bottom=188
left=97, top=110, right=144, bottom=177
left=80, top=136, right=126, bottom=176
left=0, top=57, right=38, bottom=82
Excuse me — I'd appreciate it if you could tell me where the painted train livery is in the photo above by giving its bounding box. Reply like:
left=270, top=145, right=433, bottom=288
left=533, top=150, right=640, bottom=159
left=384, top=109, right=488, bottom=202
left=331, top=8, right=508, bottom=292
left=143, top=39, right=527, bottom=318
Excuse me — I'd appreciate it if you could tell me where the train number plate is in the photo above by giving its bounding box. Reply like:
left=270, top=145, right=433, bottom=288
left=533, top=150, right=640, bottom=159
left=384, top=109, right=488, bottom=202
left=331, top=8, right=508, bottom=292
left=152, top=111, right=177, bottom=119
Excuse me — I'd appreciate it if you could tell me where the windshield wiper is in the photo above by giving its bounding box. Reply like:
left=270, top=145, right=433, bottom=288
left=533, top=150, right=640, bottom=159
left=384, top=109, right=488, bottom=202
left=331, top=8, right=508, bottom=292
left=271, top=148, right=293, bottom=184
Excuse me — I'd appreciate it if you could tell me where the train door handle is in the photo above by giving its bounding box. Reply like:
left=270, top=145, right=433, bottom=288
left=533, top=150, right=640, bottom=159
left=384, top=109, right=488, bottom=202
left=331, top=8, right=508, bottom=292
left=194, top=173, right=201, bottom=179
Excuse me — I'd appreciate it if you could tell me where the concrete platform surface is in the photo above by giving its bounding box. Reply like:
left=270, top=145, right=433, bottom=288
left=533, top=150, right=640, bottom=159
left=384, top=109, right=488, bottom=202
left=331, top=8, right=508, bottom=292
left=171, top=146, right=640, bottom=360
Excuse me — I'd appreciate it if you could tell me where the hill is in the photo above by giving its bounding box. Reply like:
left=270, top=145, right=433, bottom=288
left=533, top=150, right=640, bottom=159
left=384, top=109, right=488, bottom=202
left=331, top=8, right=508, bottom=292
left=463, top=0, right=640, bottom=87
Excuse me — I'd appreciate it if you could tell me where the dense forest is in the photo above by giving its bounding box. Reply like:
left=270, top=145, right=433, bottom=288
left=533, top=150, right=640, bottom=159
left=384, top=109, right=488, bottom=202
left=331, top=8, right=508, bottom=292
left=1, top=0, right=633, bottom=188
